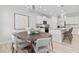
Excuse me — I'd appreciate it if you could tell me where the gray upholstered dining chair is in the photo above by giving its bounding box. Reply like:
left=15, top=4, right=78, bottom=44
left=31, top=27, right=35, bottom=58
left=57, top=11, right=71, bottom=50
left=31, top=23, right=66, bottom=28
left=32, top=38, right=51, bottom=53
left=11, top=33, right=31, bottom=53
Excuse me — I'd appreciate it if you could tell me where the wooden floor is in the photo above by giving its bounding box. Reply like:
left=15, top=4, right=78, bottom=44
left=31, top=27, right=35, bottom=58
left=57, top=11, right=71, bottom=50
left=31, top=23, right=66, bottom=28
left=53, top=35, right=79, bottom=53
left=0, top=42, right=12, bottom=53
left=0, top=34, right=79, bottom=53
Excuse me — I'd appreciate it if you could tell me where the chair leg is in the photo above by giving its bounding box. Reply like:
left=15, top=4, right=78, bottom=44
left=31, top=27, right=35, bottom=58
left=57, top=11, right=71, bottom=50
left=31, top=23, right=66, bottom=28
left=62, top=37, right=65, bottom=42
left=69, top=36, right=72, bottom=44
left=12, top=43, right=18, bottom=53
left=47, top=51, right=49, bottom=53
left=50, top=35, right=53, bottom=51
left=12, top=43, right=14, bottom=53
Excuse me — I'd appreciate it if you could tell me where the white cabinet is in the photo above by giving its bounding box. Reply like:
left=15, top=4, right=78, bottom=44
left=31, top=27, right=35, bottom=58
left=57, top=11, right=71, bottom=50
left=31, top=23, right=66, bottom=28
left=50, top=28, right=69, bottom=43
left=50, top=30, right=63, bottom=43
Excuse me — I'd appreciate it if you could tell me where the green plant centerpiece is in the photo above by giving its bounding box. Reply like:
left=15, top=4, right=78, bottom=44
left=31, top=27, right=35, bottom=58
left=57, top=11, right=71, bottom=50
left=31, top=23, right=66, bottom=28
left=29, top=28, right=40, bottom=35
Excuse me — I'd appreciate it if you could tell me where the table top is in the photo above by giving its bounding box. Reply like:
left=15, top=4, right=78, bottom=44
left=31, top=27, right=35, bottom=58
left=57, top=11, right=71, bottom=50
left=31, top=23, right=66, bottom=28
left=13, top=31, right=51, bottom=42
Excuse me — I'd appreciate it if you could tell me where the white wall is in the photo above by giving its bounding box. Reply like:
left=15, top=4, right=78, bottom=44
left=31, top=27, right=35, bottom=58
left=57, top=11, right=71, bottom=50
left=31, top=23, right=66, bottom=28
left=0, top=8, right=3, bottom=41
left=66, top=16, right=79, bottom=24
left=29, top=13, right=37, bottom=28
left=51, top=16, right=57, bottom=29
left=0, top=6, right=37, bottom=42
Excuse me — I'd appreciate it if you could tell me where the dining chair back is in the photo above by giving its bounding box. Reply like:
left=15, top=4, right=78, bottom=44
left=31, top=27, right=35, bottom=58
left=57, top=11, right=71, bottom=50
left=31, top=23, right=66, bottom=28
left=32, top=38, right=51, bottom=53
left=68, top=27, right=73, bottom=33
left=11, top=33, right=30, bottom=53
left=63, top=27, right=73, bottom=44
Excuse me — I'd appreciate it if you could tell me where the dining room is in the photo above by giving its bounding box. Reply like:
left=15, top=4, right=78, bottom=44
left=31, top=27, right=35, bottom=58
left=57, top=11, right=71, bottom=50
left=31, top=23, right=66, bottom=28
left=0, top=5, right=79, bottom=53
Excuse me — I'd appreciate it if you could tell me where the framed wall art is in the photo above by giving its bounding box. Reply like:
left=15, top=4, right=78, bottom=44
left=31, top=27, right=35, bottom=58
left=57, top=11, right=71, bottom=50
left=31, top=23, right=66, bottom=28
left=14, top=13, right=29, bottom=30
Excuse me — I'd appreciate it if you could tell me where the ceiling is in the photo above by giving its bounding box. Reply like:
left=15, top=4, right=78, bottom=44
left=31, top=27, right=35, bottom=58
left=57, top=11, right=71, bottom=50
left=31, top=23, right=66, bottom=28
left=2, top=5, right=79, bottom=17
left=34, top=5, right=79, bottom=17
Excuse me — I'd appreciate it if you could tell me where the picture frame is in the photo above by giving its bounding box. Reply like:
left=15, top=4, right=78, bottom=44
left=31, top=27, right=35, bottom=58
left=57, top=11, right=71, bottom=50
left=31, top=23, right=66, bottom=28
left=14, top=13, right=29, bottom=30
